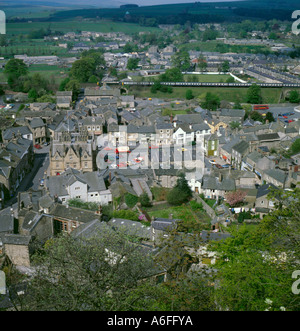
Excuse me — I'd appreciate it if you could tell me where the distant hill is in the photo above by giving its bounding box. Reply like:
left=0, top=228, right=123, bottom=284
left=5, top=0, right=300, bottom=24
left=120, top=4, right=139, bottom=9
left=43, top=0, right=299, bottom=24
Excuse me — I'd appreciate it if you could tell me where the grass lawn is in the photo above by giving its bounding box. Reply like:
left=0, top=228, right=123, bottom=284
left=146, top=203, right=211, bottom=231
left=0, top=65, right=69, bottom=85
left=128, top=86, right=284, bottom=104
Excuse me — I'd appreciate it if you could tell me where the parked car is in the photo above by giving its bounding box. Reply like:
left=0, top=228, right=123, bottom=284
left=209, top=159, right=217, bottom=164
left=215, top=164, right=223, bottom=169
left=222, top=164, right=231, bottom=168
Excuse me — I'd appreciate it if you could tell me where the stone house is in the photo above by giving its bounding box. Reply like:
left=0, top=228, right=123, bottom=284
left=49, top=131, right=94, bottom=176
left=255, top=183, right=280, bottom=218
left=46, top=169, right=112, bottom=205
left=26, top=117, right=47, bottom=145
left=0, top=138, right=34, bottom=197
left=3, top=234, right=32, bottom=267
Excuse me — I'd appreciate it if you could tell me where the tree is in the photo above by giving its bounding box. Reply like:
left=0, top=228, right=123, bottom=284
left=167, top=187, right=189, bottom=206
left=229, top=121, right=241, bottom=130
left=202, top=29, right=218, bottom=41
left=247, top=84, right=262, bottom=104
left=36, top=95, right=56, bottom=103
left=65, top=79, right=80, bottom=101
left=28, top=88, right=38, bottom=102
left=167, top=173, right=192, bottom=206
left=225, top=190, right=247, bottom=207
left=200, top=92, right=220, bottom=111
left=250, top=110, right=264, bottom=122
left=185, top=89, right=194, bottom=100
left=19, top=231, right=156, bottom=311
left=70, top=58, right=97, bottom=83
left=159, top=67, right=183, bottom=82
left=265, top=112, right=275, bottom=123
left=139, top=192, right=152, bottom=208
left=289, top=90, right=300, bottom=103
left=171, top=50, right=190, bottom=71
left=4, top=58, right=28, bottom=80
left=124, top=193, right=139, bottom=208
left=221, top=60, right=230, bottom=73
left=4, top=59, right=29, bottom=90
left=197, top=55, right=207, bottom=72
left=210, top=189, right=300, bottom=311
left=127, top=58, right=140, bottom=70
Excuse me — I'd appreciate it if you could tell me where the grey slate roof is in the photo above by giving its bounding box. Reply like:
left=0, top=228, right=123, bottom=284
left=151, top=218, right=178, bottom=231
left=2, top=126, right=32, bottom=141
left=108, top=218, right=151, bottom=240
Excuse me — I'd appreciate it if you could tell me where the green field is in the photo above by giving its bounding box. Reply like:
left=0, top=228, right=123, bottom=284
left=6, top=20, right=160, bottom=36
left=0, top=64, right=70, bottom=85
left=128, top=86, right=285, bottom=104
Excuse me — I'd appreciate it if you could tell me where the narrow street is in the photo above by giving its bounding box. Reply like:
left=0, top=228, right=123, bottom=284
left=3, top=149, right=49, bottom=210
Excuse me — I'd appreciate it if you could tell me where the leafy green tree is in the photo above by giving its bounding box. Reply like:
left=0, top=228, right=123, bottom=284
left=185, top=89, right=194, bottom=100
left=70, top=58, right=97, bottom=83
left=247, top=84, right=262, bottom=104
left=229, top=121, right=241, bottom=130
left=167, top=187, right=189, bottom=206
left=127, top=58, right=140, bottom=70
left=202, top=29, right=218, bottom=41
left=201, top=92, right=221, bottom=111
left=159, top=67, right=183, bottom=82
left=167, top=173, right=192, bottom=206
left=197, top=55, right=207, bottom=72
left=250, top=110, right=264, bottom=122
left=139, top=192, right=152, bottom=208
left=19, top=231, right=156, bottom=311
left=171, top=50, right=190, bottom=71
left=28, top=88, right=38, bottom=101
left=4, top=59, right=28, bottom=79
left=59, top=77, right=70, bottom=91
left=210, top=189, right=300, bottom=311
left=65, top=79, right=80, bottom=101
left=36, top=95, right=56, bottom=103
left=265, top=112, right=275, bottom=123
left=88, top=75, right=99, bottom=84
left=221, top=60, right=230, bottom=73
left=124, top=193, right=139, bottom=208
left=289, top=90, right=300, bottom=103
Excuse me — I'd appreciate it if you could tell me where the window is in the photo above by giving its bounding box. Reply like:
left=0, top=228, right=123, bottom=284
left=76, top=196, right=81, bottom=199
left=75, top=187, right=80, bottom=190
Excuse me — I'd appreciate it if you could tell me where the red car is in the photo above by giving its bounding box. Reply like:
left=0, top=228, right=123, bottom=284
left=34, top=144, right=42, bottom=149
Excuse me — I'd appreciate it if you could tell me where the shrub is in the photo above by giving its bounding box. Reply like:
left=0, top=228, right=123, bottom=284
left=167, top=187, right=189, bottom=206
left=190, top=200, right=203, bottom=211
left=112, top=210, right=139, bottom=222
left=124, top=193, right=138, bottom=208
left=139, top=192, right=152, bottom=207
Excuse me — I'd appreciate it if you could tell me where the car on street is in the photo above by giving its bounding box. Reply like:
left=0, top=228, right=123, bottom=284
left=34, top=144, right=42, bottom=149
left=209, top=159, right=217, bottom=164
